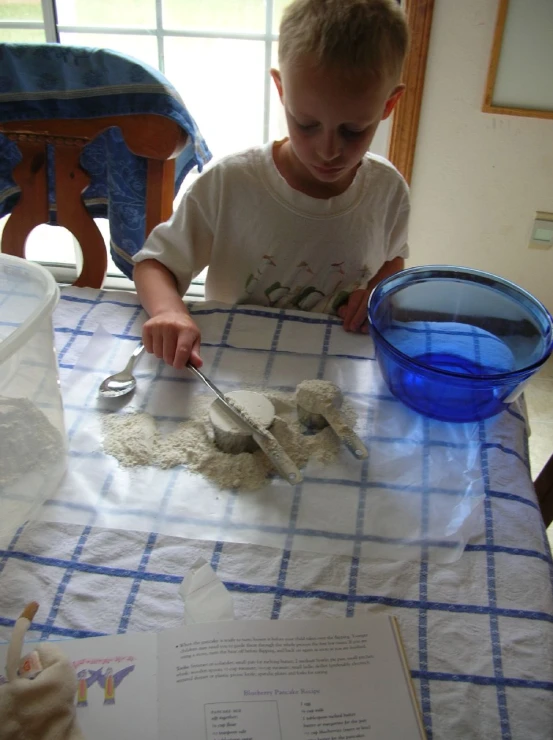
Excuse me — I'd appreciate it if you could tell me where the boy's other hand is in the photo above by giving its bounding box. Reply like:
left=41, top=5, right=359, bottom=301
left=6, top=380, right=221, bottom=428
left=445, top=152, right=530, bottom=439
left=338, top=289, right=370, bottom=334
left=142, top=311, right=202, bottom=369
left=338, top=258, right=404, bottom=333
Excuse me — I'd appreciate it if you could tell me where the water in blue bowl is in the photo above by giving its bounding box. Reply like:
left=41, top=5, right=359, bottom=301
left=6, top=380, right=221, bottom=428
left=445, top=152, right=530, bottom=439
left=369, top=266, right=553, bottom=422
left=413, top=353, right=503, bottom=376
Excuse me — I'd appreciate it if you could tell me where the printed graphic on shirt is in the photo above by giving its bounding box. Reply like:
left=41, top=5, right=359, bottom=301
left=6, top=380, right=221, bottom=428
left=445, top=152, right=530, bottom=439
left=244, top=257, right=370, bottom=314
left=244, top=255, right=277, bottom=296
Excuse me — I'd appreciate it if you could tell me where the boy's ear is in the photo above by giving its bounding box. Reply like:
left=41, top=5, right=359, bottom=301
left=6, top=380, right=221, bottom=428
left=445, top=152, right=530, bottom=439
left=271, top=68, right=284, bottom=102
left=382, top=84, right=405, bottom=120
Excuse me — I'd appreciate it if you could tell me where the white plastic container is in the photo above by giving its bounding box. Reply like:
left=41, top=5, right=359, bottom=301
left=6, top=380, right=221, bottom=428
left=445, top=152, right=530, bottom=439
left=0, top=254, right=67, bottom=543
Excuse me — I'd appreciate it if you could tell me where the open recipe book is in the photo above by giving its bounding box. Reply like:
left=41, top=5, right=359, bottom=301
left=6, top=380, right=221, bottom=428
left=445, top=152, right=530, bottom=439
left=1, top=615, right=425, bottom=740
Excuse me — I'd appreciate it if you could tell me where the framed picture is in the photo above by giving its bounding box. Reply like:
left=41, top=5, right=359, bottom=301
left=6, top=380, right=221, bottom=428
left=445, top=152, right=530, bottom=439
left=483, top=0, right=553, bottom=119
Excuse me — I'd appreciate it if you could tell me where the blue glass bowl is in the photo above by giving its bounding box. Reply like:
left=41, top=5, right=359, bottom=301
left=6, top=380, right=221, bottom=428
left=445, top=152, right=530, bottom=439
left=367, top=266, right=553, bottom=422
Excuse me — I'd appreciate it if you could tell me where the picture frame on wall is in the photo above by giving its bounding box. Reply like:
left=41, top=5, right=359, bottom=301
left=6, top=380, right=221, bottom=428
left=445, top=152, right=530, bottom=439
left=483, top=0, right=553, bottom=120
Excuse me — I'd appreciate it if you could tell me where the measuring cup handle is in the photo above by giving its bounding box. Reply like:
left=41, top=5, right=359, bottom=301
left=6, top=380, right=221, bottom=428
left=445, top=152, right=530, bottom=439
left=324, top=405, right=369, bottom=460
left=253, top=432, right=303, bottom=486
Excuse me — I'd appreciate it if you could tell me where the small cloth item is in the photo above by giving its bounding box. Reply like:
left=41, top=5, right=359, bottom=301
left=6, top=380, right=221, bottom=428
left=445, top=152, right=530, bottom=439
left=0, top=602, right=85, bottom=740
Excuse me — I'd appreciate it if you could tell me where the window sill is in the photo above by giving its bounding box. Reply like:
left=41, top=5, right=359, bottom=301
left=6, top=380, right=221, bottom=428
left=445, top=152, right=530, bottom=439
left=46, top=263, right=206, bottom=300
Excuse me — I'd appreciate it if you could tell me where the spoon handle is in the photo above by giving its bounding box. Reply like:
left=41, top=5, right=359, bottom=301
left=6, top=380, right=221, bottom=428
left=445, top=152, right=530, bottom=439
left=323, top=405, right=369, bottom=460
left=124, top=343, right=146, bottom=373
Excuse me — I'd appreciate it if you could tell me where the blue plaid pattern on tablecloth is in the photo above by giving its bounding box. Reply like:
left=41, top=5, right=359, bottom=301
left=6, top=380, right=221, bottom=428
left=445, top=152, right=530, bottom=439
left=38, top=288, right=503, bottom=563
left=0, top=287, right=552, bottom=739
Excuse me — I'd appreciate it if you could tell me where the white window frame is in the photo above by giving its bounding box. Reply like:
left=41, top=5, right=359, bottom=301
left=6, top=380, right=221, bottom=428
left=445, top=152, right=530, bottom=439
left=1, top=0, right=278, bottom=144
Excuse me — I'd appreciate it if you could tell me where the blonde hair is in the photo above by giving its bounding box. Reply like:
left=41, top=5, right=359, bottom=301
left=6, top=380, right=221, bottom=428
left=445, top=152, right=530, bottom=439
left=278, top=0, right=409, bottom=81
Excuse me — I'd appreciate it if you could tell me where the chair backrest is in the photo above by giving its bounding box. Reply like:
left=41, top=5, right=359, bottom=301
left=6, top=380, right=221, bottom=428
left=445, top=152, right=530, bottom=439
left=0, top=43, right=210, bottom=287
left=0, top=115, right=187, bottom=287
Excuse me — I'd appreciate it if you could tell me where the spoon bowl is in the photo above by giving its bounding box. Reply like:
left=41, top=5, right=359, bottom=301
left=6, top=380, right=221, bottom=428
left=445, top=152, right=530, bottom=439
left=98, top=343, right=145, bottom=398
left=98, top=371, right=138, bottom=398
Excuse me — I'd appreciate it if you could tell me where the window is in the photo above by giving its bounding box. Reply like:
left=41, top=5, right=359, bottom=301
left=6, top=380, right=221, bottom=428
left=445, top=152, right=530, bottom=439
left=0, top=0, right=393, bottom=289
left=0, top=0, right=287, bottom=287
left=0, top=0, right=49, bottom=43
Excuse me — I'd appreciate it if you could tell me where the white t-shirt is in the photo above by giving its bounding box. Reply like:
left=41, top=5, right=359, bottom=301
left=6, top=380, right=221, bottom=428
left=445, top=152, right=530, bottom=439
left=134, top=141, right=409, bottom=314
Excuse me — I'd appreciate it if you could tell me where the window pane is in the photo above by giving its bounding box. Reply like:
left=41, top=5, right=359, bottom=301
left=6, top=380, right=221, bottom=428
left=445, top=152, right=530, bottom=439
left=0, top=27, right=45, bottom=42
left=60, top=32, right=159, bottom=69
left=269, top=40, right=287, bottom=142
left=24, top=225, right=79, bottom=266
left=0, top=0, right=43, bottom=21
left=272, top=0, right=289, bottom=32
left=163, top=0, right=265, bottom=32
left=56, top=0, right=156, bottom=28
left=164, top=38, right=265, bottom=157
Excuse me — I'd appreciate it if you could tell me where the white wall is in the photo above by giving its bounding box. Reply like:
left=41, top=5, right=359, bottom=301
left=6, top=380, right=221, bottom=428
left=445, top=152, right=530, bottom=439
left=408, top=0, right=553, bottom=312
left=371, top=116, right=392, bottom=159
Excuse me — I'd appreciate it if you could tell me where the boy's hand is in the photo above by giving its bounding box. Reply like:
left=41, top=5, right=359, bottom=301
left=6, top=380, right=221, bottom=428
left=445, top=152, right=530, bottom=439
left=338, top=289, right=370, bottom=333
left=338, top=258, right=405, bottom=333
left=142, top=311, right=202, bottom=369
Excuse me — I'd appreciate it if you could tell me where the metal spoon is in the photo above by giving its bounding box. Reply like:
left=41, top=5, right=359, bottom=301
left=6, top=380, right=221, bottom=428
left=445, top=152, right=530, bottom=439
left=98, top=343, right=145, bottom=398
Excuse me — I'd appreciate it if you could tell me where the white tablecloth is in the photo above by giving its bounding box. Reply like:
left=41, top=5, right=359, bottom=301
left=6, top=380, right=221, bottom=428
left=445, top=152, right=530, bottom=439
left=0, top=287, right=552, bottom=739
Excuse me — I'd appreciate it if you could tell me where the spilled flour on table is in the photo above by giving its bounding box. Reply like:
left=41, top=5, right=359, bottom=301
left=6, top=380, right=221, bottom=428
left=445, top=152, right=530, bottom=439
left=101, top=389, right=358, bottom=491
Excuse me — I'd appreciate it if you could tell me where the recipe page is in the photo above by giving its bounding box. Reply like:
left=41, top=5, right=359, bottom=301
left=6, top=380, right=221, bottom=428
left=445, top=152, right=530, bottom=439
left=157, top=616, right=425, bottom=740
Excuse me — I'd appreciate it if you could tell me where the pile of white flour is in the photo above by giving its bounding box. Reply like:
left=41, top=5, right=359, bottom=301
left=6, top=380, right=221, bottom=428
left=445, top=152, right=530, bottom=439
left=102, top=388, right=357, bottom=491
left=0, top=396, right=64, bottom=487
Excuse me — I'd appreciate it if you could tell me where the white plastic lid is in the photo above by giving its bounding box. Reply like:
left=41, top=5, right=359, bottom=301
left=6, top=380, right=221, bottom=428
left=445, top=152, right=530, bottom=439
left=0, top=254, right=60, bottom=363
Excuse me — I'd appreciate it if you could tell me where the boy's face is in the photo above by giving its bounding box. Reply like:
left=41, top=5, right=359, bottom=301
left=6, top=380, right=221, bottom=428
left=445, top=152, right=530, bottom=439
left=271, top=57, right=404, bottom=195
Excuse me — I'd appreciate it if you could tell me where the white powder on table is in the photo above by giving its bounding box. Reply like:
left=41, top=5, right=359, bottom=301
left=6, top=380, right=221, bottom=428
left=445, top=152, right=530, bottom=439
left=101, top=384, right=360, bottom=490
left=0, top=396, right=64, bottom=486
left=102, top=412, right=157, bottom=467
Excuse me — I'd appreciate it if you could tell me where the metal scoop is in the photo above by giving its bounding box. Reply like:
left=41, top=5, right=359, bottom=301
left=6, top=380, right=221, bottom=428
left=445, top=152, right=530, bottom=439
left=296, top=380, right=369, bottom=460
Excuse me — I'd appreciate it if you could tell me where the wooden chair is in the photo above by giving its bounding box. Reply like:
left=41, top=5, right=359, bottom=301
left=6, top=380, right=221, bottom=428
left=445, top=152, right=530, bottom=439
left=0, top=115, right=188, bottom=288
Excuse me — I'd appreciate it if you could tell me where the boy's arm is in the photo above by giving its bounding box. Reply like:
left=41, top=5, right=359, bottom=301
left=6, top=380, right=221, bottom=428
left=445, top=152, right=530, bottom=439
left=340, top=181, right=410, bottom=334
left=133, top=181, right=215, bottom=369
left=133, top=259, right=202, bottom=368
left=338, top=256, right=404, bottom=333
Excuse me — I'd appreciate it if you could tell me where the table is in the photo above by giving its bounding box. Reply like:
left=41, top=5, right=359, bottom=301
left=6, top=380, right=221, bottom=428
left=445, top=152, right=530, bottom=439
left=1, top=287, right=552, bottom=739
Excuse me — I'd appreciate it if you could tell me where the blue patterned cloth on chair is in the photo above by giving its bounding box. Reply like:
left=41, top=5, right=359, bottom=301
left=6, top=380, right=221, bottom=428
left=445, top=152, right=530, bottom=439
left=0, top=43, right=211, bottom=277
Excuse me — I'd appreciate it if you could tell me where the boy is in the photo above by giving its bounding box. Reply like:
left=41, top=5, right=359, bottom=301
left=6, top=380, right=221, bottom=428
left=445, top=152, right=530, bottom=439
left=133, top=0, right=410, bottom=369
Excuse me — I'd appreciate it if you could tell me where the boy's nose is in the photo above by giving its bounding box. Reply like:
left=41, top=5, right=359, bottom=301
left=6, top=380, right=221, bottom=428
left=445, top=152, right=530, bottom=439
left=317, top=131, right=341, bottom=163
